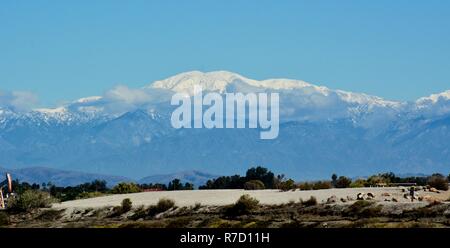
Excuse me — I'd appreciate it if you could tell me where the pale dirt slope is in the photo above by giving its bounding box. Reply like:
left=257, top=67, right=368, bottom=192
left=53, top=187, right=450, bottom=210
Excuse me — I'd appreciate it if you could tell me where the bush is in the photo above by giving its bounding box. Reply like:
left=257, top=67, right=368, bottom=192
left=111, top=182, right=141, bottom=194
left=110, top=198, right=133, bottom=217
left=76, top=191, right=106, bottom=199
left=344, top=200, right=382, bottom=218
left=427, top=174, right=449, bottom=191
left=298, top=182, right=313, bottom=190
left=193, top=202, right=202, bottom=210
left=244, top=180, right=265, bottom=190
left=335, top=176, right=352, bottom=188
left=278, top=179, right=296, bottom=191
left=225, top=194, right=259, bottom=217
left=8, top=190, right=56, bottom=212
left=147, top=198, right=176, bottom=216
left=297, top=181, right=331, bottom=191
left=350, top=179, right=367, bottom=188
left=121, top=198, right=133, bottom=212
left=300, top=196, right=318, bottom=206
left=312, top=181, right=332, bottom=190
left=367, top=175, right=388, bottom=186
left=156, top=198, right=175, bottom=211
left=0, top=212, right=9, bottom=226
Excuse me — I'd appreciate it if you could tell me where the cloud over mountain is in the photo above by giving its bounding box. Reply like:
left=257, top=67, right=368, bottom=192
left=0, top=90, right=39, bottom=112
left=1, top=71, right=450, bottom=179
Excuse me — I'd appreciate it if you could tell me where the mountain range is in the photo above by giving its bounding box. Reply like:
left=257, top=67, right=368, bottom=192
left=1, top=71, right=450, bottom=180
left=0, top=166, right=217, bottom=187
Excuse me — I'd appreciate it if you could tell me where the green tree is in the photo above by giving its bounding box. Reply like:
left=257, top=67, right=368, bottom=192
left=379, top=172, right=399, bottom=184
left=427, top=173, right=449, bottom=191
left=335, top=176, right=352, bottom=188
left=168, top=179, right=182, bottom=190
left=244, top=180, right=266, bottom=190
left=183, top=182, right=194, bottom=190
left=245, top=166, right=275, bottom=189
left=350, top=179, right=367, bottom=188
left=279, top=179, right=296, bottom=191
left=331, top=174, right=338, bottom=187
left=111, top=182, right=141, bottom=194
left=312, top=181, right=332, bottom=190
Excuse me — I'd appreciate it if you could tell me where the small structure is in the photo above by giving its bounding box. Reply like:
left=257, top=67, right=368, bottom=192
left=0, top=173, right=13, bottom=209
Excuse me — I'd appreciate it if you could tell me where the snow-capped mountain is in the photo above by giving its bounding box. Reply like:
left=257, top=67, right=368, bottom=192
left=0, top=71, right=449, bottom=180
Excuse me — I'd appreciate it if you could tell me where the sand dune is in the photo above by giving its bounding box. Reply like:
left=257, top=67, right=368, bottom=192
left=54, top=187, right=449, bottom=210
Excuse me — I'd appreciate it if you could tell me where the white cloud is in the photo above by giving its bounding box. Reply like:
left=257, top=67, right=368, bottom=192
left=0, top=90, right=39, bottom=111
left=105, top=85, right=152, bottom=105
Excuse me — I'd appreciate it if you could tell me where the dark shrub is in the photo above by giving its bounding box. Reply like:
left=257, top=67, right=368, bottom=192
left=8, top=190, right=56, bottom=212
left=427, top=174, right=449, bottom=191
left=0, top=212, right=9, bottom=226
left=225, top=194, right=259, bottom=217
left=245, top=167, right=275, bottom=189
left=244, top=180, right=265, bottom=190
left=298, top=182, right=313, bottom=190
left=312, top=181, right=332, bottom=190
left=331, top=174, right=338, bottom=187
left=156, top=198, right=175, bottom=211
left=335, top=176, right=352, bottom=188
left=166, top=217, right=193, bottom=228
left=147, top=198, right=176, bottom=216
left=279, top=179, right=296, bottom=191
left=350, top=179, right=367, bottom=188
left=111, top=182, right=141, bottom=194
left=301, top=196, right=318, bottom=206
left=35, top=209, right=64, bottom=221
left=193, top=202, right=202, bottom=210
left=344, top=200, right=382, bottom=217
left=121, top=198, right=133, bottom=212
left=76, top=191, right=106, bottom=199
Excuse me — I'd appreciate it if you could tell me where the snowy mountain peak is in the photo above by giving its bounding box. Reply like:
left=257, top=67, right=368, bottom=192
left=149, top=70, right=325, bottom=94
left=417, top=90, right=450, bottom=105
left=149, top=70, right=256, bottom=94
left=148, top=70, right=400, bottom=108
left=35, top=106, right=67, bottom=114
left=75, top=96, right=103, bottom=104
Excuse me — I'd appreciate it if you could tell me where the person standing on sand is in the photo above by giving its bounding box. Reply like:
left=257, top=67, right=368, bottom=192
left=409, top=187, right=415, bottom=202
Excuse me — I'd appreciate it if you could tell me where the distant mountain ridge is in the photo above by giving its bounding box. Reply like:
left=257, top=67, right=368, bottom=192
left=0, top=166, right=216, bottom=187
left=1, top=71, right=450, bottom=179
left=0, top=166, right=132, bottom=187
left=138, top=170, right=218, bottom=188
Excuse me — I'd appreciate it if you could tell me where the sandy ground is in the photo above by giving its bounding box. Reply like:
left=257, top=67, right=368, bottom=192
left=53, top=187, right=450, bottom=210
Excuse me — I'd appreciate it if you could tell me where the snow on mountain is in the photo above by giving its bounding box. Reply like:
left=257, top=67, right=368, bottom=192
left=414, top=90, right=450, bottom=117
left=1, top=71, right=450, bottom=179
left=149, top=71, right=400, bottom=108
left=150, top=71, right=253, bottom=94
left=75, top=96, right=103, bottom=103
left=1, top=70, right=449, bottom=129
left=150, top=70, right=323, bottom=93
left=417, top=90, right=450, bottom=104
left=0, top=71, right=416, bottom=124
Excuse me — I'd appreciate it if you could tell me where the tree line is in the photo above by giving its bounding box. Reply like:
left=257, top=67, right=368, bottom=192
left=11, top=178, right=194, bottom=202
left=10, top=167, right=450, bottom=202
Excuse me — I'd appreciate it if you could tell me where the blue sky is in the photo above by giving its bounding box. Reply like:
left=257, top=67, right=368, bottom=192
left=1, top=0, right=450, bottom=106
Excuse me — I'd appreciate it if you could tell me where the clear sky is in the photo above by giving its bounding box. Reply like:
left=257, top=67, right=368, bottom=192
left=1, top=0, right=450, bottom=106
